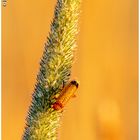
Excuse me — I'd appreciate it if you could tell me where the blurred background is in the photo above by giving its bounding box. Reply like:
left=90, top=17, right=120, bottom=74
left=2, top=0, right=138, bottom=140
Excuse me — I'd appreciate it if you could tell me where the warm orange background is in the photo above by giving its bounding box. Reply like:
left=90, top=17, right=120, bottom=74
left=2, top=0, right=138, bottom=140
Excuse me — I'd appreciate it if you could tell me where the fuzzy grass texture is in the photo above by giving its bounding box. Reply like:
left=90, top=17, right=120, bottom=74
left=23, top=0, right=81, bottom=139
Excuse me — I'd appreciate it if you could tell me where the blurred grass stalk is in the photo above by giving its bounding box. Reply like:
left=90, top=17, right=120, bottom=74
left=22, top=0, right=80, bottom=139
left=96, top=99, right=123, bottom=140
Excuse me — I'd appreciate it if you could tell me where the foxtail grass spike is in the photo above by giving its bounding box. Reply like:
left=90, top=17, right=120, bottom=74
left=23, top=0, right=81, bottom=139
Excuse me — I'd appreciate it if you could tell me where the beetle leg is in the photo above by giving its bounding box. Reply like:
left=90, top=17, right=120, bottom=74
left=72, top=94, right=77, bottom=98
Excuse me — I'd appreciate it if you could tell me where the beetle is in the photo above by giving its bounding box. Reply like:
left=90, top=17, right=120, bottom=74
left=52, top=80, right=79, bottom=110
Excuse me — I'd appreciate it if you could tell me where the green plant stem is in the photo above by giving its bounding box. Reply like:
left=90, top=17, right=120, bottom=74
left=23, top=0, right=80, bottom=139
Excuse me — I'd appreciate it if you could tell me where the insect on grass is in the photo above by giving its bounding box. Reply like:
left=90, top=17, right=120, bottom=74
left=52, top=80, right=79, bottom=110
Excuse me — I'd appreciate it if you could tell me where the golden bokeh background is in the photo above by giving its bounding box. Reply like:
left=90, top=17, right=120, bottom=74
left=2, top=0, right=138, bottom=140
